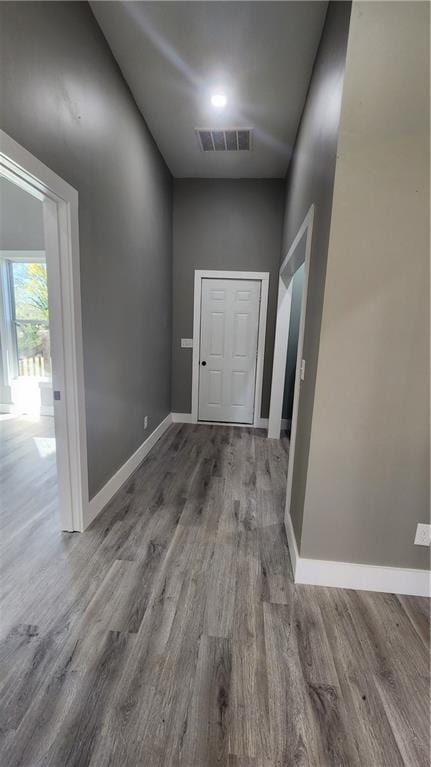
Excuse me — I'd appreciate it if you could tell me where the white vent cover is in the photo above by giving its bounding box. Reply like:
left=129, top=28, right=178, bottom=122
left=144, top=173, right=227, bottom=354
left=196, top=128, right=253, bottom=152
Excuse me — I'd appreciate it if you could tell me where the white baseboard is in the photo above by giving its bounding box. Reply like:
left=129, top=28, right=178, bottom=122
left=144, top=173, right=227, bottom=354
left=86, top=413, right=173, bottom=529
left=40, top=405, right=54, bottom=417
left=257, top=417, right=289, bottom=429
left=172, top=412, right=194, bottom=423
left=171, top=413, right=289, bottom=430
left=285, top=511, right=430, bottom=598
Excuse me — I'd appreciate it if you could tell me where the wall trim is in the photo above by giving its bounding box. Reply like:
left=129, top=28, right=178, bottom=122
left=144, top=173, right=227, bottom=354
left=86, top=413, right=173, bottom=528
left=285, top=508, right=300, bottom=575
left=0, top=403, right=14, bottom=414
left=172, top=412, right=194, bottom=424
left=285, top=511, right=430, bottom=598
left=171, top=412, right=289, bottom=430
left=269, top=204, right=314, bottom=440
left=40, top=405, right=54, bottom=417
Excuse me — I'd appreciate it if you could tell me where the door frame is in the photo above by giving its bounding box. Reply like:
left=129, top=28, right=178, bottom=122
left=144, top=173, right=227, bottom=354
left=267, top=204, right=314, bottom=526
left=0, top=129, right=88, bottom=532
left=191, top=269, right=269, bottom=427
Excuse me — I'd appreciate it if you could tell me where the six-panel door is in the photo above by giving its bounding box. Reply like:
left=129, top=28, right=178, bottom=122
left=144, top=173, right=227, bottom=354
left=198, top=278, right=261, bottom=423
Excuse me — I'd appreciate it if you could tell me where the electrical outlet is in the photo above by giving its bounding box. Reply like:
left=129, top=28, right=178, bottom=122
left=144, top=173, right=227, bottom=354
left=414, top=523, right=431, bottom=546
left=144, top=416, right=148, bottom=430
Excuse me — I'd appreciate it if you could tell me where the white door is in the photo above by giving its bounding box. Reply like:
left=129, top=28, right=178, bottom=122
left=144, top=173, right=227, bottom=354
left=198, top=278, right=261, bottom=424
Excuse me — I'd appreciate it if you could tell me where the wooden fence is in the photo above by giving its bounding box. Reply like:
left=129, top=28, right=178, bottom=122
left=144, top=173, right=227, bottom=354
left=18, top=355, right=49, bottom=377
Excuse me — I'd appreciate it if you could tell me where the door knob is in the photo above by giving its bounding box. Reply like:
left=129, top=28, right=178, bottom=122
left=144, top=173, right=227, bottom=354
left=201, top=360, right=207, bottom=366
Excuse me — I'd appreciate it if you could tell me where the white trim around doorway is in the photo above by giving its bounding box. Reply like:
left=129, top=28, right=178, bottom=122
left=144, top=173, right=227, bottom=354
left=0, top=129, right=88, bottom=532
left=267, top=205, right=314, bottom=553
left=191, top=270, right=269, bottom=427
left=268, top=204, right=314, bottom=440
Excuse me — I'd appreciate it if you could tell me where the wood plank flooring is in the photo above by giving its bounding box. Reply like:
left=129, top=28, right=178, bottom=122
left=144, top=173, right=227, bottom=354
left=0, top=418, right=429, bottom=766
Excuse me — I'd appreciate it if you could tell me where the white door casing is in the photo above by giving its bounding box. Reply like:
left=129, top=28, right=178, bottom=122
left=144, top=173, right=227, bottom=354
left=267, top=204, right=314, bottom=551
left=198, top=278, right=261, bottom=424
left=268, top=205, right=314, bottom=440
left=0, top=129, right=88, bottom=532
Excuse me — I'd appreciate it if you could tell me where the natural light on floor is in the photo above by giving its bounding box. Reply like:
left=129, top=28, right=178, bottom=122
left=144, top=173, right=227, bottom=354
left=33, top=435, right=56, bottom=458
left=9, top=376, right=52, bottom=417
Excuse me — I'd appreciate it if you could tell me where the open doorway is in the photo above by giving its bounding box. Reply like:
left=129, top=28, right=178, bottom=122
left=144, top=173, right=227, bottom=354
left=268, top=205, right=314, bottom=528
left=0, top=181, right=53, bottom=417
left=281, top=262, right=305, bottom=437
left=0, top=179, right=58, bottom=540
left=0, top=130, right=88, bottom=532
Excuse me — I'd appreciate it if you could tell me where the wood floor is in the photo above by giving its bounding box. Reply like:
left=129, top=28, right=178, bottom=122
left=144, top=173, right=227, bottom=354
left=0, top=419, right=429, bottom=766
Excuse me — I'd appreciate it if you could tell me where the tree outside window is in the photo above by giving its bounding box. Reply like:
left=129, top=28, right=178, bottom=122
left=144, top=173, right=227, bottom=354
left=12, top=261, right=51, bottom=377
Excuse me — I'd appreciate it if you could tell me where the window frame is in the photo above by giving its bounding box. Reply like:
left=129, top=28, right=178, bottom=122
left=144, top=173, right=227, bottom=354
left=0, top=250, right=46, bottom=385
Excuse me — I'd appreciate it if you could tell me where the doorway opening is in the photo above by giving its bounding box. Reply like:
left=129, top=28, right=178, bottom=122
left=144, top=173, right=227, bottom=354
left=0, top=180, right=57, bottom=542
left=0, top=130, right=88, bottom=532
left=192, top=270, right=269, bottom=427
left=281, top=262, right=305, bottom=436
left=268, top=205, right=314, bottom=525
left=0, top=245, right=53, bottom=418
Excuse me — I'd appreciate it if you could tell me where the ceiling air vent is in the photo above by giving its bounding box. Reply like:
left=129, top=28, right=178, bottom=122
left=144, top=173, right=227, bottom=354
left=196, top=128, right=253, bottom=152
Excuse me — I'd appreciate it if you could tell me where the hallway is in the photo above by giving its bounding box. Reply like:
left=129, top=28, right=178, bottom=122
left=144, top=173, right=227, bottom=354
left=0, top=424, right=429, bottom=766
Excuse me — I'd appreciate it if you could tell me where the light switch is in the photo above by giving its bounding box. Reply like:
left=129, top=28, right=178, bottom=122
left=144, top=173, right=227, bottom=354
left=300, top=359, right=306, bottom=381
left=181, top=338, right=193, bottom=348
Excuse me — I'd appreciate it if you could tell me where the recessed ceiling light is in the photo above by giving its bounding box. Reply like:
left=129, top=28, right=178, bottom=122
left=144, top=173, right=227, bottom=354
left=211, top=92, right=227, bottom=108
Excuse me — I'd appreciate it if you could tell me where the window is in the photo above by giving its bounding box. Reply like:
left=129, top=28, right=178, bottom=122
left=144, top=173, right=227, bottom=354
left=0, top=253, right=51, bottom=400
left=10, top=260, right=51, bottom=378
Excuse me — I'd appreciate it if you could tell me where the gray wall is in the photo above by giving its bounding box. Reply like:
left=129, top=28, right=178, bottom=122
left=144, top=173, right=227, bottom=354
left=0, top=177, right=44, bottom=251
left=281, top=1, right=352, bottom=543
left=282, top=263, right=304, bottom=422
left=0, top=2, right=173, bottom=497
left=301, top=0, right=430, bottom=569
left=172, top=179, right=284, bottom=417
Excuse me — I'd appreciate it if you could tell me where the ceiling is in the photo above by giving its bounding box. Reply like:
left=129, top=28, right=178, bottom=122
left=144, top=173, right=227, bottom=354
left=91, top=2, right=328, bottom=179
